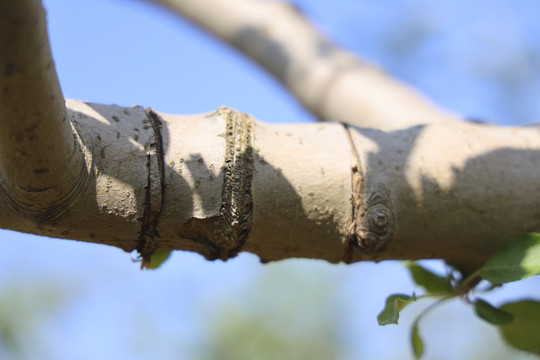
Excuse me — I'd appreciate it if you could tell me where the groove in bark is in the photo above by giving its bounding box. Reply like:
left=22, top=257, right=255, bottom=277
left=343, top=124, right=395, bottom=262
left=178, top=108, right=254, bottom=261
left=136, top=109, right=166, bottom=265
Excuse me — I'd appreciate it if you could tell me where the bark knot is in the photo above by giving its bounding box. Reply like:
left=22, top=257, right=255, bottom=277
left=353, top=190, right=394, bottom=252
left=343, top=123, right=395, bottom=263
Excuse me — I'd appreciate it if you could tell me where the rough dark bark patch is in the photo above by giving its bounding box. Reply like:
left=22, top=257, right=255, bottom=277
left=178, top=108, right=254, bottom=261
left=136, top=109, right=166, bottom=265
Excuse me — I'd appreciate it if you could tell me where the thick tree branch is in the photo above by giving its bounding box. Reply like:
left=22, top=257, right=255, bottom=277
left=0, top=101, right=539, bottom=271
left=0, top=0, right=87, bottom=221
left=148, top=0, right=460, bottom=130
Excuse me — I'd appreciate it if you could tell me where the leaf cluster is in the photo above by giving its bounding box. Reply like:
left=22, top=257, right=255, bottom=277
left=378, top=233, right=540, bottom=358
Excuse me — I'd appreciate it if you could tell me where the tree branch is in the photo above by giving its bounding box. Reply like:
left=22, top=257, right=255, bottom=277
left=0, top=0, right=87, bottom=222
left=148, top=0, right=460, bottom=130
left=1, top=101, right=538, bottom=270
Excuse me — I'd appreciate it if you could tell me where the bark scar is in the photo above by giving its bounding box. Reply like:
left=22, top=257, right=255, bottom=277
left=177, top=107, right=254, bottom=261
left=136, top=108, right=166, bottom=267
left=342, top=123, right=394, bottom=263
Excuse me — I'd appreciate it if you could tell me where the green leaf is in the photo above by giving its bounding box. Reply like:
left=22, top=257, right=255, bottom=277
left=473, top=298, right=513, bottom=325
left=406, top=262, right=452, bottom=294
left=480, top=233, right=540, bottom=284
left=411, top=321, right=424, bottom=359
left=377, top=294, right=416, bottom=325
left=499, top=300, right=540, bottom=355
left=143, top=251, right=171, bottom=270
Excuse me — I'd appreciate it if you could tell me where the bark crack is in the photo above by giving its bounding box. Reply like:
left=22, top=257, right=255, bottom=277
left=343, top=123, right=364, bottom=263
left=136, top=109, right=166, bottom=266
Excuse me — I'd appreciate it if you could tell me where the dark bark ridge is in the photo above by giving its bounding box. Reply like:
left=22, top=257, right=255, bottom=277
left=177, top=108, right=255, bottom=261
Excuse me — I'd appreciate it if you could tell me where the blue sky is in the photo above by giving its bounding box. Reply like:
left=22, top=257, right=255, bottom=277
left=1, top=0, right=540, bottom=359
